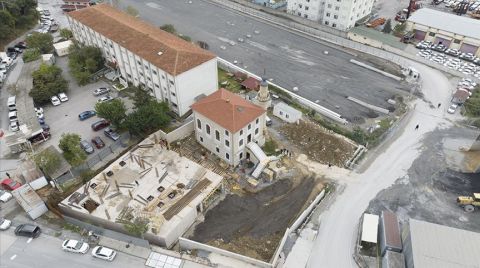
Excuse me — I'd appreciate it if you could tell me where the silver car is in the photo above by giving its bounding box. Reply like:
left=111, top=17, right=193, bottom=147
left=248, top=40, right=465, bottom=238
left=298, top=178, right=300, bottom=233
left=80, top=140, right=94, bottom=154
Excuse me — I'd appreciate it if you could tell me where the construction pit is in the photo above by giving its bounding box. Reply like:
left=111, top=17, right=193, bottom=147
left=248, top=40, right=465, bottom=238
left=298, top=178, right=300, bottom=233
left=187, top=162, right=325, bottom=262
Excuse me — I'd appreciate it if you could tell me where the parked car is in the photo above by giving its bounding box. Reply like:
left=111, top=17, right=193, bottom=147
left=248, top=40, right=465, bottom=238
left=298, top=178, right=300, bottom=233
left=91, top=120, right=110, bottom=131
left=97, top=95, right=114, bottom=103
left=445, top=48, right=461, bottom=57
left=35, top=107, right=44, bottom=119
left=91, top=136, right=105, bottom=149
left=7, top=51, right=17, bottom=60
left=1, top=178, right=21, bottom=190
left=58, top=92, right=68, bottom=102
left=9, top=121, right=19, bottom=132
left=0, top=189, right=13, bottom=202
left=62, top=239, right=89, bottom=254
left=14, top=224, right=41, bottom=238
left=78, top=110, right=96, bottom=121
left=80, top=140, right=94, bottom=154
left=93, top=87, right=110, bottom=96
left=0, top=218, right=12, bottom=230
left=104, top=127, right=120, bottom=141
left=447, top=104, right=458, bottom=114
left=15, top=42, right=27, bottom=49
left=91, top=246, right=117, bottom=261
left=38, top=117, right=45, bottom=125
left=51, top=96, right=61, bottom=106
left=460, top=53, right=475, bottom=62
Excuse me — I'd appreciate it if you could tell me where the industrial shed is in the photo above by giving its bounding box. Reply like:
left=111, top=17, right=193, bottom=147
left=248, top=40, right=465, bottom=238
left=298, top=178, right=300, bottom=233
left=12, top=184, right=48, bottom=220
left=379, top=210, right=402, bottom=257
left=402, top=219, right=480, bottom=268
left=406, top=8, right=480, bottom=56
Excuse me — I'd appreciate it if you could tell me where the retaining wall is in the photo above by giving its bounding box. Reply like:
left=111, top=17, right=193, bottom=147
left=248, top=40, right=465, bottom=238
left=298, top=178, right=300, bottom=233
left=152, top=120, right=194, bottom=144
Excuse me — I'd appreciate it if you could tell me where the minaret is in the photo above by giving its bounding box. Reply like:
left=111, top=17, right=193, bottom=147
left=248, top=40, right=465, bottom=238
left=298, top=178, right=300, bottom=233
left=253, top=70, right=272, bottom=110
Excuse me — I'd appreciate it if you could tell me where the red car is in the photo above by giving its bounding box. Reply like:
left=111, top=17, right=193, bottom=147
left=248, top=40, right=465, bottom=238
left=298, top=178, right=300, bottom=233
left=91, top=136, right=105, bottom=149
left=91, top=120, right=110, bottom=131
left=1, top=178, right=21, bottom=190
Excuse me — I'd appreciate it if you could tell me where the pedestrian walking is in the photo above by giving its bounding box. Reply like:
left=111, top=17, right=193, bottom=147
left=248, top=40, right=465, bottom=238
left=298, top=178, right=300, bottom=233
left=437, top=103, right=441, bottom=108
left=415, top=124, right=419, bottom=130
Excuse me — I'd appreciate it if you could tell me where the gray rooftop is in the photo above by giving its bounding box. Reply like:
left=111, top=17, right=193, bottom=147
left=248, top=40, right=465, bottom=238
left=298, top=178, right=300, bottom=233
left=274, top=102, right=303, bottom=117
left=409, top=219, right=480, bottom=268
left=408, top=8, right=480, bottom=40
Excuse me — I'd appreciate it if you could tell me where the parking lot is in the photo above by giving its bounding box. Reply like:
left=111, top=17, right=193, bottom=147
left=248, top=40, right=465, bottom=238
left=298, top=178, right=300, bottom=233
left=35, top=57, right=132, bottom=159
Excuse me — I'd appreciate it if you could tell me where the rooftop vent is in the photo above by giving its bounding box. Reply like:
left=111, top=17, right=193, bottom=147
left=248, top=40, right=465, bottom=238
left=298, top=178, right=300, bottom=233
left=168, top=191, right=177, bottom=199
left=157, top=202, right=164, bottom=208
left=157, top=51, right=163, bottom=56
left=147, top=195, right=154, bottom=201
left=90, top=183, right=97, bottom=189
left=106, top=171, right=114, bottom=177
left=157, top=186, right=165, bottom=192
left=119, top=161, right=126, bottom=167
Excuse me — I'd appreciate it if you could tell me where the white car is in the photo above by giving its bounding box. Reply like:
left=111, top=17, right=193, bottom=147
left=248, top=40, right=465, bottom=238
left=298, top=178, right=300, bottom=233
left=9, top=121, right=19, bottom=132
left=51, top=96, right=61, bottom=106
left=97, top=95, right=114, bottom=103
left=58, top=93, right=68, bottom=102
left=447, top=104, right=458, bottom=114
left=91, top=246, right=117, bottom=261
left=0, top=190, right=13, bottom=202
left=0, top=218, right=11, bottom=230
left=35, top=107, right=44, bottom=119
left=62, top=239, right=89, bottom=254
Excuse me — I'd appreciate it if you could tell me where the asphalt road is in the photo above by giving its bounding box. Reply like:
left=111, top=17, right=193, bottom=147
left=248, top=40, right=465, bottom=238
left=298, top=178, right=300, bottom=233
left=117, top=0, right=405, bottom=121
left=0, top=230, right=146, bottom=268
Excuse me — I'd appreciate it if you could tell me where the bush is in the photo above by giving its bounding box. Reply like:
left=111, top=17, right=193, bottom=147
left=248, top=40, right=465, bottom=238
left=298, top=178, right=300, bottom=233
left=263, top=139, right=278, bottom=155
left=30, top=64, right=68, bottom=105
left=22, top=48, right=41, bottom=62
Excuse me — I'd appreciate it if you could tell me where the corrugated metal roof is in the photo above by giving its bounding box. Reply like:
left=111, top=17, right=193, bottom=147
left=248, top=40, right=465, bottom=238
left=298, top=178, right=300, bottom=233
left=408, top=8, right=480, bottom=40
left=409, top=219, right=480, bottom=268
left=361, top=213, right=379, bottom=243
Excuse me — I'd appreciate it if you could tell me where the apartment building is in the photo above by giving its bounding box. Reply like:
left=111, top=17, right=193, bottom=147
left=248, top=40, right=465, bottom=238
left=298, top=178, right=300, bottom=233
left=191, top=89, right=267, bottom=166
left=287, top=0, right=374, bottom=30
left=67, top=4, right=218, bottom=116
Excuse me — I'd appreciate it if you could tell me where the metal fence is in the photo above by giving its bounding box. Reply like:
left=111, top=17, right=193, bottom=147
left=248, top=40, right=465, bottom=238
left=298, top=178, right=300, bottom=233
left=55, top=133, right=131, bottom=188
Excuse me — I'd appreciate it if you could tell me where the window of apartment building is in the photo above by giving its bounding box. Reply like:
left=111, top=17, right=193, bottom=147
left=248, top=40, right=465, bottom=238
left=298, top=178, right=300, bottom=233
left=169, top=80, right=174, bottom=85
left=327, top=4, right=332, bottom=8
left=304, top=14, right=308, bottom=18
left=215, top=130, right=220, bottom=141
left=325, top=21, right=329, bottom=25
left=335, top=6, right=340, bottom=10
left=255, top=128, right=259, bottom=135
left=240, top=129, right=243, bottom=135
left=172, top=103, right=178, bottom=108
left=248, top=124, right=251, bottom=130
left=299, top=4, right=302, bottom=8
left=225, top=130, right=229, bottom=136
left=155, top=83, right=159, bottom=88
left=171, top=91, right=176, bottom=96
left=144, top=65, right=149, bottom=70
left=225, top=140, right=230, bottom=147
left=216, top=147, right=220, bottom=153
left=298, top=12, right=301, bottom=16
left=206, top=124, right=211, bottom=135
left=153, top=70, right=157, bottom=75
left=256, top=118, right=259, bottom=124
left=162, top=75, right=165, bottom=79
left=334, top=15, right=338, bottom=19
left=332, top=23, right=337, bottom=27
left=239, top=139, right=243, bottom=147
left=453, top=39, right=461, bottom=44
left=147, top=77, right=151, bottom=81
left=239, top=152, right=243, bottom=159
left=139, top=71, right=143, bottom=76
left=197, top=119, right=202, bottom=129
left=127, top=74, right=132, bottom=78
left=337, top=0, right=341, bottom=2
left=428, top=32, right=435, bottom=37
left=305, top=6, right=309, bottom=10
left=200, top=136, right=203, bottom=143
left=326, top=12, right=330, bottom=17
left=306, top=0, right=310, bottom=2
left=109, top=44, right=113, bottom=48
left=225, top=153, right=230, bottom=160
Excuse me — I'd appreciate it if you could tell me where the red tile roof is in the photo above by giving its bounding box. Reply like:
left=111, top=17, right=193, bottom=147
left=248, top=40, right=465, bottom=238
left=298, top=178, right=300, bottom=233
left=67, top=4, right=215, bottom=75
left=191, top=89, right=265, bottom=133
left=241, top=77, right=260, bottom=91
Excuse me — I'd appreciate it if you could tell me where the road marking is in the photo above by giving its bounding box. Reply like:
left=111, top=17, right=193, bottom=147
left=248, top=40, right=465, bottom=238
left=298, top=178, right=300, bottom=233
left=27, top=238, right=33, bottom=244
left=10, top=254, right=17, bottom=260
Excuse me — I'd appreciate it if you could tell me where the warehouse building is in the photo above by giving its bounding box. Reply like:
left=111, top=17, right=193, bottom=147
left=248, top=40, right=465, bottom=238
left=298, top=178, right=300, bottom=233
left=406, top=8, right=480, bottom=56
left=67, top=4, right=218, bottom=116
left=402, top=219, right=480, bottom=268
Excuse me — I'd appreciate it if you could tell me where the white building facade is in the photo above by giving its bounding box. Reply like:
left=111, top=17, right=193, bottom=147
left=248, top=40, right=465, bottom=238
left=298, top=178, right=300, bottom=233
left=191, top=89, right=267, bottom=166
left=67, top=4, right=218, bottom=116
left=287, top=0, right=374, bottom=30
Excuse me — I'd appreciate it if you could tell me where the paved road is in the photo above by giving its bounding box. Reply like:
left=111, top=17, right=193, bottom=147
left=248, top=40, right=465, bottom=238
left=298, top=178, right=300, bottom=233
left=116, top=0, right=405, bottom=121
left=0, top=229, right=146, bottom=268
left=303, top=61, right=453, bottom=267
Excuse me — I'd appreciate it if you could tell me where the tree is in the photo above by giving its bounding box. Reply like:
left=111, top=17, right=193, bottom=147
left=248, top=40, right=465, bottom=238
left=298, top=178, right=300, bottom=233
left=382, top=19, right=392, bottom=34
left=26, top=32, right=53, bottom=53
left=95, top=99, right=127, bottom=128
left=393, top=22, right=407, bottom=36
left=128, top=86, right=153, bottom=108
left=22, top=48, right=41, bottom=62
left=124, top=101, right=170, bottom=136
left=123, top=217, right=149, bottom=237
left=68, top=45, right=105, bottom=85
left=0, top=10, right=15, bottom=41
left=30, top=64, right=68, bottom=104
left=0, top=0, right=38, bottom=43
left=179, top=34, right=192, bottom=42
left=33, top=149, right=61, bottom=178
left=59, top=28, right=73, bottom=39
left=125, top=5, right=138, bottom=17
left=59, top=133, right=86, bottom=166
left=160, top=24, right=176, bottom=34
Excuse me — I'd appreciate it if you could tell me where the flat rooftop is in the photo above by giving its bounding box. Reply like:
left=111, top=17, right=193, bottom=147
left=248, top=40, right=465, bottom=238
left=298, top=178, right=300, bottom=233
left=60, top=134, right=224, bottom=239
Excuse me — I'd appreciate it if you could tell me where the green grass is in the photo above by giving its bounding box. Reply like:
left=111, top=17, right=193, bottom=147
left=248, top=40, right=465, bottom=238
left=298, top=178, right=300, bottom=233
left=263, top=139, right=278, bottom=156
left=218, top=68, right=243, bottom=93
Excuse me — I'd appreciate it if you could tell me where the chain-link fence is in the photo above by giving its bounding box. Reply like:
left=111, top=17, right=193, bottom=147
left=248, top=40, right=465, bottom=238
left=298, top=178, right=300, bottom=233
left=55, top=133, right=131, bottom=188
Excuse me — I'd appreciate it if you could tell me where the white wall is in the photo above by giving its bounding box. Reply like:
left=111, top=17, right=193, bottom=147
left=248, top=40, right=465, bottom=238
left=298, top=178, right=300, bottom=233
left=287, top=0, right=324, bottom=21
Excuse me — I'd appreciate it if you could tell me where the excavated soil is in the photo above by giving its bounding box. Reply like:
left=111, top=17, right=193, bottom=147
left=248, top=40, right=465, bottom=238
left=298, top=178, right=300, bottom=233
left=190, top=177, right=318, bottom=261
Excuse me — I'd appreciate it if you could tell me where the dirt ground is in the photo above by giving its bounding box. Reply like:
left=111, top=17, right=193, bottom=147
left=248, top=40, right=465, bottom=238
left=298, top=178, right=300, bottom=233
left=190, top=176, right=322, bottom=261
left=277, top=120, right=356, bottom=166
left=367, top=126, right=480, bottom=232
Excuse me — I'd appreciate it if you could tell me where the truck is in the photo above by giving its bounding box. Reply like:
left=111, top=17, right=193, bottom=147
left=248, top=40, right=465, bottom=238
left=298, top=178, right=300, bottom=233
left=457, top=193, right=480, bottom=212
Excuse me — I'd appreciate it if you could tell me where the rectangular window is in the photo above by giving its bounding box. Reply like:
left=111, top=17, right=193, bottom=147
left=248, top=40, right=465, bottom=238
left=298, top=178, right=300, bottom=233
left=240, top=130, right=243, bottom=135
left=248, top=124, right=251, bottom=130
left=305, top=6, right=309, bottom=10
left=216, top=147, right=220, bottom=153
left=137, top=60, right=141, bottom=65
left=239, top=152, right=243, bottom=159
left=334, top=15, right=338, bottom=19
left=255, top=128, right=259, bottom=135
left=225, top=140, right=230, bottom=147
left=226, top=153, right=230, bottom=160
left=215, top=130, right=220, bottom=141
left=200, top=137, right=203, bottom=142
left=206, top=124, right=211, bottom=135
left=239, top=139, right=243, bottom=146
left=172, top=103, right=178, bottom=108
left=453, top=39, right=461, bottom=44
left=155, top=83, right=159, bottom=88
left=171, top=91, right=176, bottom=96
left=335, top=6, right=340, bottom=10
left=144, top=65, right=149, bottom=69
left=197, top=119, right=201, bottom=129
left=169, top=80, right=174, bottom=85
left=332, top=23, right=337, bottom=27
left=326, top=13, right=330, bottom=17
left=256, top=118, right=259, bottom=124
left=225, top=130, right=229, bottom=136
left=153, top=70, right=157, bottom=75
left=428, top=32, right=435, bottom=37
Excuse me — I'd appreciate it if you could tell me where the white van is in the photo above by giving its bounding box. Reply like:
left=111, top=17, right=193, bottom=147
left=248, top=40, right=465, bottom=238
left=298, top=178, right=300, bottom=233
left=7, top=96, right=16, bottom=111
left=8, top=111, right=18, bottom=122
